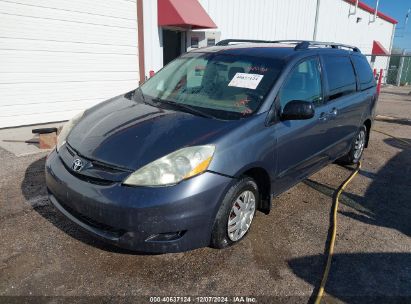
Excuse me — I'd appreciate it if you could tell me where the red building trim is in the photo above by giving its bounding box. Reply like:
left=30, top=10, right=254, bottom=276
left=372, top=40, right=389, bottom=55
left=344, top=0, right=398, bottom=24
left=158, top=0, right=217, bottom=29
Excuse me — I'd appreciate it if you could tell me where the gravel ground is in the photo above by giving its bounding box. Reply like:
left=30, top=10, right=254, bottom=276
left=1, top=87, right=410, bottom=303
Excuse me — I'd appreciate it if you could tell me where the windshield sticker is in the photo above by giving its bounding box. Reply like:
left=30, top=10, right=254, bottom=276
left=249, top=66, right=269, bottom=73
left=241, top=108, right=253, bottom=115
left=235, top=97, right=251, bottom=107
left=228, top=73, right=264, bottom=90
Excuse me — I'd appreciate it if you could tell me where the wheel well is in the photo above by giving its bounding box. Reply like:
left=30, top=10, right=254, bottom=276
left=242, top=167, right=271, bottom=214
left=364, top=119, right=372, bottom=147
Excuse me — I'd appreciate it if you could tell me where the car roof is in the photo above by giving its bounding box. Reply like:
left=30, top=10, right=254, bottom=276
left=190, top=41, right=362, bottom=61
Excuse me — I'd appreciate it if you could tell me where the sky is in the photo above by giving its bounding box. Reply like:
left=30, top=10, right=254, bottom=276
left=362, top=0, right=411, bottom=50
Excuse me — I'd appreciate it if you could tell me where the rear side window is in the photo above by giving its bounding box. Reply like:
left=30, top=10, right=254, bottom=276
left=352, top=56, right=375, bottom=91
left=322, top=55, right=356, bottom=100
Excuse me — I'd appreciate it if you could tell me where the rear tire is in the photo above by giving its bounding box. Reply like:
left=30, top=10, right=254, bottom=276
left=336, top=125, right=367, bottom=165
left=210, top=177, right=258, bottom=249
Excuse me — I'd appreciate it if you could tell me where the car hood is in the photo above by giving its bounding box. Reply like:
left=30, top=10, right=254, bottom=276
left=67, top=95, right=237, bottom=170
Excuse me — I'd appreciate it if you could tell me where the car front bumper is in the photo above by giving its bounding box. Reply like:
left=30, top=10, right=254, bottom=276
left=45, top=149, right=233, bottom=253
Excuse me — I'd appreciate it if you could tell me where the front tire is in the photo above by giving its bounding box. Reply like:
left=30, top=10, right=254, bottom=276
left=337, top=125, right=367, bottom=165
left=210, top=177, right=258, bottom=249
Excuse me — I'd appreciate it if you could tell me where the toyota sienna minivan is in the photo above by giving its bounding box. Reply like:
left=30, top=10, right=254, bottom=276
left=46, top=40, right=377, bottom=253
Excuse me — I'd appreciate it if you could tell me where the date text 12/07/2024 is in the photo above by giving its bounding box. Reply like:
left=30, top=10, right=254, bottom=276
left=149, top=296, right=257, bottom=303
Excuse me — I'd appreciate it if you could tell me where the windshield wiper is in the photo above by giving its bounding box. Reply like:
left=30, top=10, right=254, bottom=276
left=151, top=98, right=215, bottom=119
left=134, top=88, right=159, bottom=107
left=135, top=87, right=149, bottom=104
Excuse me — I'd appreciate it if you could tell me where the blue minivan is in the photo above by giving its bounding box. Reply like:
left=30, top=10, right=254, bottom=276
left=46, top=40, right=377, bottom=253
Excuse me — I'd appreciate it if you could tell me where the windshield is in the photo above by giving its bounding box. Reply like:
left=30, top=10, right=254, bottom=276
left=139, top=52, right=284, bottom=120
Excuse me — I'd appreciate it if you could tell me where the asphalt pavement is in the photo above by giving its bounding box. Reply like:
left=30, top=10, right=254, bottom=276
left=1, top=86, right=410, bottom=303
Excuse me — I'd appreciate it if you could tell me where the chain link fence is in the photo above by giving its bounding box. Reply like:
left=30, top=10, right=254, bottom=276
left=365, top=54, right=411, bottom=86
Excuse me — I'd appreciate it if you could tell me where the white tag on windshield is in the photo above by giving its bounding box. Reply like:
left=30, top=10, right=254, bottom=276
left=228, top=73, right=264, bottom=90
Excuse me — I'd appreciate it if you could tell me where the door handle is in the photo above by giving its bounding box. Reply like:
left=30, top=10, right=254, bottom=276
left=329, top=107, right=338, bottom=117
left=318, top=112, right=328, bottom=121
left=327, top=108, right=338, bottom=119
left=319, top=108, right=337, bottom=121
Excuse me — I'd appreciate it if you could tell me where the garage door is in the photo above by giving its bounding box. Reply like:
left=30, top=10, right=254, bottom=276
left=0, top=0, right=139, bottom=128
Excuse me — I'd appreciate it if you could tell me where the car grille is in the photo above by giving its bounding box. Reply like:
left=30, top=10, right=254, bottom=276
left=61, top=143, right=132, bottom=185
left=60, top=159, right=114, bottom=185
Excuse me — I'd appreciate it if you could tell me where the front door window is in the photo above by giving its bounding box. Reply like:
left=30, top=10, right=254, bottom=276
left=279, top=58, right=323, bottom=109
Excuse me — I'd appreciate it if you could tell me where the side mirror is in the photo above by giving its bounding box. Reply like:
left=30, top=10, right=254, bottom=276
left=281, top=100, right=315, bottom=121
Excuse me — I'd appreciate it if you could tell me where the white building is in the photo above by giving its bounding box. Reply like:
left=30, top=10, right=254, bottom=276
left=0, top=0, right=397, bottom=128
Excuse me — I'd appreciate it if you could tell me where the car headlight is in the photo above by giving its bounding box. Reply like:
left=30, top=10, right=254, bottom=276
left=56, top=110, right=85, bottom=151
left=123, top=145, right=215, bottom=186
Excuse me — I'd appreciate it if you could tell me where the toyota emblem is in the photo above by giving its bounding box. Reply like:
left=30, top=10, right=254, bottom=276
left=72, top=158, right=84, bottom=172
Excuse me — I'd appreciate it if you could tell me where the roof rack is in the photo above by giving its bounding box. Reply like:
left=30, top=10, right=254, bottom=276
left=215, top=39, right=361, bottom=53
left=275, top=40, right=361, bottom=52
left=216, top=39, right=277, bottom=46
